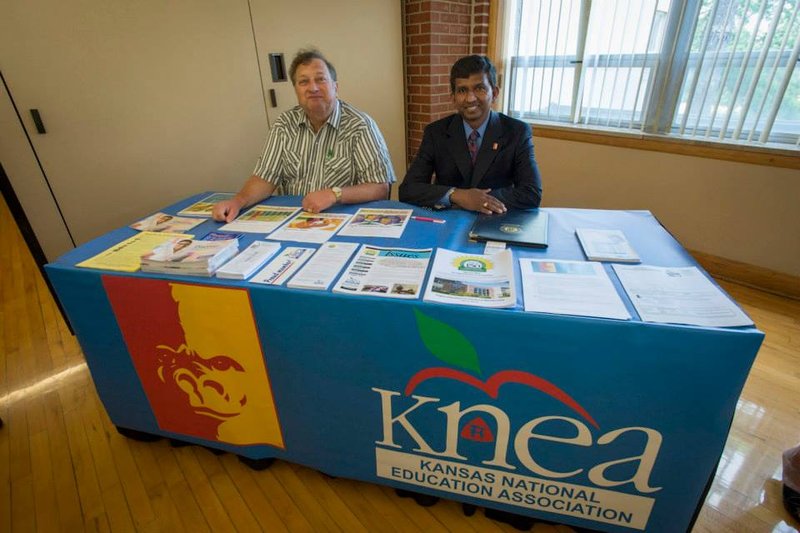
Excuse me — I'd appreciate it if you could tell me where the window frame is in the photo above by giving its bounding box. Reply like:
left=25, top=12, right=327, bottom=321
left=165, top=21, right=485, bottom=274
left=489, top=0, right=800, bottom=170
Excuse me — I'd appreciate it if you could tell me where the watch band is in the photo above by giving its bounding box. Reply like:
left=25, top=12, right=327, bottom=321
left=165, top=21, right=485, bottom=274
left=445, top=187, right=456, bottom=204
left=331, top=186, right=343, bottom=203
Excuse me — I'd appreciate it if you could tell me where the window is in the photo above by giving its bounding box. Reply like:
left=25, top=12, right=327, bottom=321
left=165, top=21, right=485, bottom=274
left=503, top=0, right=800, bottom=150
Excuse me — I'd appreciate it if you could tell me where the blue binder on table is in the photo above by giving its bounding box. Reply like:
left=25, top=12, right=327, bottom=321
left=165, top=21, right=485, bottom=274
left=468, top=209, right=549, bottom=248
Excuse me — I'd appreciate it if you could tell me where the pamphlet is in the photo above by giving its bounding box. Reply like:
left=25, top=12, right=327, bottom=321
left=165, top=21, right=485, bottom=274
left=576, top=228, right=640, bottom=263
left=129, top=212, right=204, bottom=233
left=76, top=231, right=192, bottom=272
left=177, top=193, right=234, bottom=217
left=267, top=211, right=351, bottom=244
left=250, top=247, right=315, bottom=285
left=337, top=208, right=413, bottom=238
left=333, top=245, right=432, bottom=299
left=287, top=242, right=359, bottom=291
left=613, top=265, right=754, bottom=327
left=423, top=248, right=516, bottom=308
left=201, top=231, right=244, bottom=241
left=519, top=259, right=630, bottom=320
left=216, top=241, right=282, bottom=280
left=219, top=205, right=300, bottom=234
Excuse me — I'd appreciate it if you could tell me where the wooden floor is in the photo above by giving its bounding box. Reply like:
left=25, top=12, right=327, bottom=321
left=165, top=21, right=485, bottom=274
left=1, top=193, right=798, bottom=533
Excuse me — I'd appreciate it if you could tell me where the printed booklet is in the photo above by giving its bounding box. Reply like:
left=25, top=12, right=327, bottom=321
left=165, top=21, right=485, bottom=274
left=268, top=211, right=351, bottom=244
left=287, top=242, right=359, bottom=291
left=423, top=248, right=516, bottom=308
left=201, top=231, right=244, bottom=241
left=219, top=205, right=300, bottom=234
left=129, top=212, right=204, bottom=233
left=177, top=192, right=234, bottom=217
left=250, top=247, right=315, bottom=285
left=216, top=241, right=282, bottom=280
left=576, top=228, right=640, bottom=263
left=333, top=245, right=432, bottom=299
left=337, top=208, right=413, bottom=239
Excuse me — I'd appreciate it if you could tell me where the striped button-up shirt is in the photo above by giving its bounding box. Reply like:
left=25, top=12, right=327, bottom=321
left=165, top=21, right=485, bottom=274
left=253, top=100, right=395, bottom=195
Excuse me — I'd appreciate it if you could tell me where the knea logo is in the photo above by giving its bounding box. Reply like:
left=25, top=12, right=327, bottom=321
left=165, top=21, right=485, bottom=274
left=372, top=310, right=661, bottom=531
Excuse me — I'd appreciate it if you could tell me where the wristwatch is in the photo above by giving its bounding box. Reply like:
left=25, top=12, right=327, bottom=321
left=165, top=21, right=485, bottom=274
left=331, top=186, right=343, bottom=204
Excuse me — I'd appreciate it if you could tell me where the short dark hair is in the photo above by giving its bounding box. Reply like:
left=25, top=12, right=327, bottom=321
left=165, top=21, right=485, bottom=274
left=449, top=55, right=497, bottom=93
left=289, top=49, right=337, bottom=85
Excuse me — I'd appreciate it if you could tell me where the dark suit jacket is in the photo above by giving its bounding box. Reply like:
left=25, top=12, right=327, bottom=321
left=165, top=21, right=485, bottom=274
left=399, top=112, right=542, bottom=209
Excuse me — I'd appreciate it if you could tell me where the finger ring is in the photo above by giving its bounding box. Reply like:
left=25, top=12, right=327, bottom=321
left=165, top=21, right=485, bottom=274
left=483, top=202, right=489, bottom=208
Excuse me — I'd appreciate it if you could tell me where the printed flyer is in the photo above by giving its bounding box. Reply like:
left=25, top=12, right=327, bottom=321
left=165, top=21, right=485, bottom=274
left=129, top=212, right=203, bottom=233
left=423, top=248, right=516, bottom=308
left=219, top=205, right=300, bottom=234
left=268, top=211, right=351, bottom=244
left=519, top=259, right=630, bottom=319
left=177, top=192, right=234, bottom=217
left=337, top=208, right=413, bottom=239
left=333, top=245, right=432, bottom=299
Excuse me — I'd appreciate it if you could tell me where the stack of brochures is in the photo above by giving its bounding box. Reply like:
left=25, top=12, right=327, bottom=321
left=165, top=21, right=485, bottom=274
left=140, top=237, right=238, bottom=276
left=216, top=241, right=281, bottom=280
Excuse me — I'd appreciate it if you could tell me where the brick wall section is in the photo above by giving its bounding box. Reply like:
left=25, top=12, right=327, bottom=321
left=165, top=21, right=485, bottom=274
left=404, top=0, right=491, bottom=164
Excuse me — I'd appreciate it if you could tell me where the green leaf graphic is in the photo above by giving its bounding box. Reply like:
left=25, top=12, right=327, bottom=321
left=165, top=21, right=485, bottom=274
left=413, top=309, right=481, bottom=375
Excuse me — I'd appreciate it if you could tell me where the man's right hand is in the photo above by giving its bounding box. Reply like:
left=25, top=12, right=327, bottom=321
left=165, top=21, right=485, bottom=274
left=451, top=188, right=506, bottom=215
left=212, top=198, right=244, bottom=223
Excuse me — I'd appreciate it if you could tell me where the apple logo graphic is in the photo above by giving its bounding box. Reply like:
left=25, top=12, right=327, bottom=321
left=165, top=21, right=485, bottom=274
left=406, top=309, right=598, bottom=430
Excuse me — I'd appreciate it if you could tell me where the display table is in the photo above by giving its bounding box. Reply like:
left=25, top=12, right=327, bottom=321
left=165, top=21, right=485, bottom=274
left=45, top=193, right=763, bottom=532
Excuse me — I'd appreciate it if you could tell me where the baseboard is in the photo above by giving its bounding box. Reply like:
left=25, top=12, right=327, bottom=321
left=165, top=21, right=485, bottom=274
left=690, top=250, right=800, bottom=301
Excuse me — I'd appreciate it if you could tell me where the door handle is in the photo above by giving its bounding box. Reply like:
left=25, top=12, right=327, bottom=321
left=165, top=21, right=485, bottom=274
left=30, top=109, right=47, bottom=134
left=269, top=89, right=277, bottom=108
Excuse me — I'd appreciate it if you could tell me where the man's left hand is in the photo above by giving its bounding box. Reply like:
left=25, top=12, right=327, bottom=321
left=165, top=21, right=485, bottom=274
left=302, top=189, right=337, bottom=213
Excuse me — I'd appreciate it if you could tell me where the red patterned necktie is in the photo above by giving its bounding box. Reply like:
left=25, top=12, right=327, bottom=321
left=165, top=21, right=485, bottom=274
left=468, top=129, right=479, bottom=164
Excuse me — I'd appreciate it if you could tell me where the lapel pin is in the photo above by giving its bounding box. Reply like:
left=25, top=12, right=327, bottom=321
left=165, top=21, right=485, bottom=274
left=492, top=142, right=498, bottom=150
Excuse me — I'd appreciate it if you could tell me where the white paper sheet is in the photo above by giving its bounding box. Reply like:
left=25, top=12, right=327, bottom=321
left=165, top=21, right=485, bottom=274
left=613, top=265, right=754, bottom=327
left=287, top=242, right=359, bottom=291
left=520, top=259, right=630, bottom=320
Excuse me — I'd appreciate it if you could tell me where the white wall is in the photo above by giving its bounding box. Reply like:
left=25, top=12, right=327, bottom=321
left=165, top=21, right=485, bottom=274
left=0, top=84, right=74, bottom=260
left=0, top=0, right=406, bottom=258
left=249, top=0, right=406, bottom=189
left=534, top=137, right=800, bottom=277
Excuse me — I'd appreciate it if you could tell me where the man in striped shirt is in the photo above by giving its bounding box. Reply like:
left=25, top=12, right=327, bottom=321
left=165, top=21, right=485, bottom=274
left=212, top=49, right=395, bottom=222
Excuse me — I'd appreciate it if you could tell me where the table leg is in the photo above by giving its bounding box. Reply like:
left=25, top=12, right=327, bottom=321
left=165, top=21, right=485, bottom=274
left=394, top=488, right=440, bottom=507
left=115, top=426, right=161, bottom=442
left=237, top=456, right=275, bottom=471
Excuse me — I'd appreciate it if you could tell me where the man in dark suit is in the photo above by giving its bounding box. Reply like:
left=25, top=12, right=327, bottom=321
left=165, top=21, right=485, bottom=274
left=399, top=55, right=542, bottom=214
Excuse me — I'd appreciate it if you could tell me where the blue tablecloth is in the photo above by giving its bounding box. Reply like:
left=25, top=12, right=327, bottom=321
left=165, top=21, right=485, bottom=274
left=46, top=193, right=763, bottom=532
